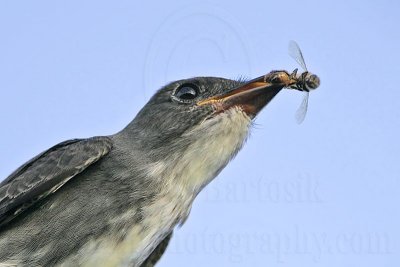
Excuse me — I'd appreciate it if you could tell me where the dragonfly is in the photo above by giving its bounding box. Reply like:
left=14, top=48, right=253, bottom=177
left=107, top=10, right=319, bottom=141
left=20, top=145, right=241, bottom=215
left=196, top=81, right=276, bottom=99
left=263, top=41, right=320, bottom=123
left=288, top=41, right=320, bottom=123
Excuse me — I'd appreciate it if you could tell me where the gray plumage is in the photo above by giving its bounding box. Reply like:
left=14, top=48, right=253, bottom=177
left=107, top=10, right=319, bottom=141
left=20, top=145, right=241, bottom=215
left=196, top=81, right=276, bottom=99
left=0, top=77, right=283, bottom=266
left=0, top=137, right=112, bottom=228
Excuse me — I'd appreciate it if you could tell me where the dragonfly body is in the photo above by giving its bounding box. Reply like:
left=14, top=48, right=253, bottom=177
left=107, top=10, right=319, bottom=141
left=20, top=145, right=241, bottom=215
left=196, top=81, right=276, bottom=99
left=263, top=68, right=320, bottom=92
left=263, top=41, right=320, bottom=123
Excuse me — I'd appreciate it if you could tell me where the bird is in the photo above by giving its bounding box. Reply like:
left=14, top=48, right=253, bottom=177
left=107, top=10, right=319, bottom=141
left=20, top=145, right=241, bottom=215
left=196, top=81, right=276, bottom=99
left=0, top=75, right=285, bottom=266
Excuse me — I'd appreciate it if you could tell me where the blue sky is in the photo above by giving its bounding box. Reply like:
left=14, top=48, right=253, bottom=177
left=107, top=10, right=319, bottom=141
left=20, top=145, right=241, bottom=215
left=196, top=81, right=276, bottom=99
left=0, top=1, right=399, bottom=266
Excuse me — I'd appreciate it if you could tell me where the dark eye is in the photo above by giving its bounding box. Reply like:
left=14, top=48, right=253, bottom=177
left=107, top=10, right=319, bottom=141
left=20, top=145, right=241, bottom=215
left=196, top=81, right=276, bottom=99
left=271, top=75, right=281, bottom=83
left=174, top=84, right=199, bottom=100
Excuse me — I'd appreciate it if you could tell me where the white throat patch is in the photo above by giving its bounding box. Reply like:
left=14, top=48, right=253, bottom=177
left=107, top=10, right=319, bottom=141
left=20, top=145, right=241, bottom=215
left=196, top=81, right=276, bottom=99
left=166, top=106, right=252, bottom=194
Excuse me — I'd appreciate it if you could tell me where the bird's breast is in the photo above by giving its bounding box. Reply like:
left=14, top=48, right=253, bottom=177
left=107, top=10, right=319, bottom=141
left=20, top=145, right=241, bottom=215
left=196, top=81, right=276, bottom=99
left=62, top=189, right=190, bottom=267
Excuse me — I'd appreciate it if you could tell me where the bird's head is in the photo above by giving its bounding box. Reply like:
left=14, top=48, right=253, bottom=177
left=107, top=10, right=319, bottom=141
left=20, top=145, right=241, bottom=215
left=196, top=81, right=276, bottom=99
left=118, top=76, right=283, bottom=193
left=130, top=77, right=283, bottom=145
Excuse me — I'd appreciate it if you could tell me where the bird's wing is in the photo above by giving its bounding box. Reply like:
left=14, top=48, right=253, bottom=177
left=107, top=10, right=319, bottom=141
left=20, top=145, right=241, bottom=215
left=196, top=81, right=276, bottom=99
left=0, top=136, right=113, bottom=227
left=140, top=232, right=173, bottom=267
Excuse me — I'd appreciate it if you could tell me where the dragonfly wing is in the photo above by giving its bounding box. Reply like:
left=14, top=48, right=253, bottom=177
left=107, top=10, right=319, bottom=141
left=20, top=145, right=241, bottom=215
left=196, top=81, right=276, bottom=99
left=288, top=40, right=308, bottom=71
left=295, top=91, right=309, bottom=124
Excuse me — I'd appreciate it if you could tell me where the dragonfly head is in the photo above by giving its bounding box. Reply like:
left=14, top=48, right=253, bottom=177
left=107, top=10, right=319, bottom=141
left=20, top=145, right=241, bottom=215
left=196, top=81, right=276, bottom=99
left=288, top=71, right=320, bottom=92
left=304, top=72, right=320, bottom=91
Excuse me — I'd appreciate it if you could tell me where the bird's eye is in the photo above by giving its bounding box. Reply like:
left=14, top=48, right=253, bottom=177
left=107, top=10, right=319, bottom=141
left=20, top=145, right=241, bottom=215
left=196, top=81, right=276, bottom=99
left=174, top=84, right=199, bottom=100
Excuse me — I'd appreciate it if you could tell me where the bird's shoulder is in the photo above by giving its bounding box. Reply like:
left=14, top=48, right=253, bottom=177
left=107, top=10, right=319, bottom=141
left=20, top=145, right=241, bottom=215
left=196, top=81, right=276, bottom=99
left=0, top=136, right=113, bottom=228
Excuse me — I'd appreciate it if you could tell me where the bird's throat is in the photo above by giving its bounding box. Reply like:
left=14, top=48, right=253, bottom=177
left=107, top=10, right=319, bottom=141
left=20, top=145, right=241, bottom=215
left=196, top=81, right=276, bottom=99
left=147, top=107, right=251, bottom=196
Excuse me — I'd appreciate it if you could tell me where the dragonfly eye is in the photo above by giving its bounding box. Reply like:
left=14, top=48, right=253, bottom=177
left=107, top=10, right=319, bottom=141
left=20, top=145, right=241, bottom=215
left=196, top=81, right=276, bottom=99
left=305, top=74, right=320, bottom=90
left=271, top=76, right=281, bottom=83
left=268, top=72, right=287, bottom=84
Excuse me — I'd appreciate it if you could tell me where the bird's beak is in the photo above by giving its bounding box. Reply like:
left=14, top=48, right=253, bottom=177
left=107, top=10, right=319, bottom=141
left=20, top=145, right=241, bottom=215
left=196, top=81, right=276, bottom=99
left=197, top=76, right=284, bottom=117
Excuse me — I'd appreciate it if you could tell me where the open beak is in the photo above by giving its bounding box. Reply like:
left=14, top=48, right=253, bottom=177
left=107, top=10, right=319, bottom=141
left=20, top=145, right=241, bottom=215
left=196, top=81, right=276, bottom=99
left=197, top=75, right=284, bottom=118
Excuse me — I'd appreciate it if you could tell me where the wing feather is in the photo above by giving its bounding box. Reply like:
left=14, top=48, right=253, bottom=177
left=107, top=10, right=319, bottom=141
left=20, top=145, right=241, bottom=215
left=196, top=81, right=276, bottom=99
left=0, top=136, right=113, bottom=227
